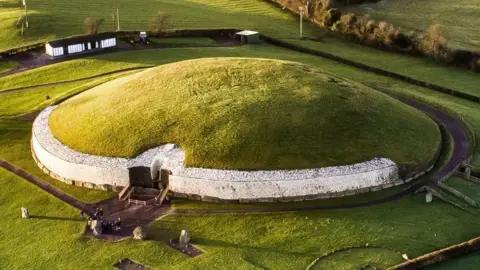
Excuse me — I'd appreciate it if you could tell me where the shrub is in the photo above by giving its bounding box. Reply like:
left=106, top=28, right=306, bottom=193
left=84, top=18, right=104, bottom=35
left=149, top=11, right=169, bottom=33
left=415, top=24, right=451, bottom=62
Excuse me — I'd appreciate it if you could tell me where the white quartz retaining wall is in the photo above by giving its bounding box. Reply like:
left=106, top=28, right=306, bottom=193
left=32, top=106, right=405, bottom=201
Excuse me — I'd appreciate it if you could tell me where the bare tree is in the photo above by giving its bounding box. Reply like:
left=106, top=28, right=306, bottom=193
left=149, top=11, right=169, bottom=33
left=84, top=18, right=105, bottom=35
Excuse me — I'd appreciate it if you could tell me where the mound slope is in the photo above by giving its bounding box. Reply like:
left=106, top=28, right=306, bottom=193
left=50, top=58, right=440, bottom=171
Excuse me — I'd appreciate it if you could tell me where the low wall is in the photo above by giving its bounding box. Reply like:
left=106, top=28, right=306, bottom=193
left=32, top=105, right=408, bottom=201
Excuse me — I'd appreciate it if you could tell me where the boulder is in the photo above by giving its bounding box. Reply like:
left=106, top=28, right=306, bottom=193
left=21, top=207, right=29, bottom=219
left=133, top=226, right=147, bottom=240
left=91, top=220, right=103, bottom=236
left=426, top=192, right=433, bottom=203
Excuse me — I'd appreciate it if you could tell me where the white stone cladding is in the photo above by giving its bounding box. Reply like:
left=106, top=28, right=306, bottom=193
left=32, top=106, right=401, bottom=200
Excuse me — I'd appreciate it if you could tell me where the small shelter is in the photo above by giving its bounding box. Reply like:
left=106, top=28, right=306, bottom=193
left=235, top=30, right=260, bottom=44
left=139, top=32, right=149, bottom=44
left=45, top=33, right=117, bottom=58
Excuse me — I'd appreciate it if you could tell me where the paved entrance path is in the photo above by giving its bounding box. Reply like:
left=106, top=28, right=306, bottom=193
left=0, top=159, right=170, bottom=240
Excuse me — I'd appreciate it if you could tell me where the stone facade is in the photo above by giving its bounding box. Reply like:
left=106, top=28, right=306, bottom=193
left=32, top=106, right=410, bottom=201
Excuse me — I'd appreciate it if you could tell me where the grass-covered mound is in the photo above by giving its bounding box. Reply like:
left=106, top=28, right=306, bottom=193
left=50, top=58, right=440, bottom=171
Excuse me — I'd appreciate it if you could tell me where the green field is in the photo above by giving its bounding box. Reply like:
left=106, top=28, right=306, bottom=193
left=347, top=0, right=480, bottom=51
left=0, top=36, right=480, bottom=268
left=429, top=252, right=480, bottom=269
left=0, top=61, right=17, bottom=73
left=49, top=57, right=440, bottom=171
left=0, top=0, right=316, bottom=51
left=1, top=0, right=478, bottom=102
left=149, top=37, right=217, bottom=47
left=3, top=163, right=480, bottom=269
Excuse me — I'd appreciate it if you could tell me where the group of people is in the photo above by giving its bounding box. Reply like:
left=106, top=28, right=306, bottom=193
left=81, top=207, right=122, bottom=234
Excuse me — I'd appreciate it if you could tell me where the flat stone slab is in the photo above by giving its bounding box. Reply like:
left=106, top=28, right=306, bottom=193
left=114, top=258, right=149, bottom=270
left=169, top=239, right=204, bottom=257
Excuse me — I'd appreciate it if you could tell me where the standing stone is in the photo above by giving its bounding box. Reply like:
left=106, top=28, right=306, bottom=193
left=465, top=167, right=472, bottom=180
left=133, top=226, right=147, bottom=240
left=91, top=220, right=103, bottom=236
left=426, top=192, right=433, bottom=203
left=179, top=230, right=190, bottom=247
left=21, top=207, right=29, bottom=219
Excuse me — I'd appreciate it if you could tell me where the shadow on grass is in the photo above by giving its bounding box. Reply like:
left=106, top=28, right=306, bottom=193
left=30, top=215, right=85, bottom=222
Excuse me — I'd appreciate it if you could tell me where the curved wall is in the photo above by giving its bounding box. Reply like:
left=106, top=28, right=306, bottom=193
left=32, top=106, right=407, bottom=201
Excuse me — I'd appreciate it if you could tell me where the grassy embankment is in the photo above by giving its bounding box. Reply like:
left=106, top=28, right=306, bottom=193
left=49, top=58, right=440, bottom=171
left=0, top=43, right=479, bottom=269
left=347, top=0, right=480, bottom=51
left=0, top=61, right=17, bottom=73
left=0, top=44, right=478, bottom=198
left=0, top=0, right=478, bottom=99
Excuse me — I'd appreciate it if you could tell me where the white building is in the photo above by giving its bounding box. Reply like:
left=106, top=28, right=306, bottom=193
left=45, top=33, right=117, bottom=58
left=235, top=30, right=260, bottom=44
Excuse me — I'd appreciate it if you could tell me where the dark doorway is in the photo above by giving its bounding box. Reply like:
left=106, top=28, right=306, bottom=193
left=128, top=166, right=154, bottom=188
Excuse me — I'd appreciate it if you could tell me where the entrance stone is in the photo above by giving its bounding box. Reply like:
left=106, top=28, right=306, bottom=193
left=91, top=220, right=103, bottom=236
left=426, top=192, right=433, bottom=203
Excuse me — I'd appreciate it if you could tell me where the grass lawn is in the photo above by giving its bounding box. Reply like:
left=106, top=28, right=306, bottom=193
left=0, top=0, right=478, bottom=102
left=0, top=119, right=114, bottom=203
left=50, top=58, right=440, bottom=171
left=0, top=168, right=190, bottom=269
left=309, top=247, right=402, bottom=270
left=290, top=38, right=480, bottom=98
left=149, top=37, right=217, bottom=47
left=347, top=0, right=480, bottom=51
left=429, top=252, right=480, bottom=269
left=0, top=70, right=140, bottom=117
left=0, top=0, right=316, bottom=51
left=153, top=193, right=480, bottom=269
left=5, top=162, right=480, bottom=269
left=1, top=43, right=480, bottom=269
left=0, top=61, right=17, bottom=73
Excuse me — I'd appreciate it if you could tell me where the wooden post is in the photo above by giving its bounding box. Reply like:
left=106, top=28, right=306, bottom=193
left=299, top=7, right=304, bottom=39
left=117, top=8, right=120, bottom=31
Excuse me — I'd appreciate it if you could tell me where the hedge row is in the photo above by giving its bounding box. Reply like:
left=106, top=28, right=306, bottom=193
left=259, top=34, right=480, bottom=104
left=265, top=0, right=480, bottom=72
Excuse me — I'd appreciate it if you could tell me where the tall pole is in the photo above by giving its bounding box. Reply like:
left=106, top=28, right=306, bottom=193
left=24, top=0, right=29, bottom=28
left=299, top=7, right=303, bottom=39
left=117, top=8, right=120, bottom=31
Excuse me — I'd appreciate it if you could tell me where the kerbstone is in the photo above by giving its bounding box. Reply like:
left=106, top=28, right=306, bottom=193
left=33, top=105, right=404, bottom=201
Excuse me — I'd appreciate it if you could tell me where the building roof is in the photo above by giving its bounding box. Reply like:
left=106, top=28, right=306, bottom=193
left=47, top=32, right=116, bottom=47
left=235, top=30, right=259, bottom=36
